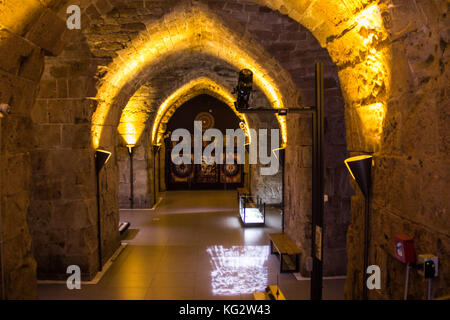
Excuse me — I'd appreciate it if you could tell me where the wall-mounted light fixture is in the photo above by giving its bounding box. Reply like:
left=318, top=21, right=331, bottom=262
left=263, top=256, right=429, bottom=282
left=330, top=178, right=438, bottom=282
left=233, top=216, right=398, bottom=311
left=95, top=149, right=111, bottom=271
left=95, top=150, right=112, bottom=173
left=344, top=154, right=373, bottom=300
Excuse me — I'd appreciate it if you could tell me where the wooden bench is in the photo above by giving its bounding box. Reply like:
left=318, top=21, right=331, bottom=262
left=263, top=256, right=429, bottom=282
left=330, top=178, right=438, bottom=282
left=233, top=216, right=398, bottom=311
left=269, top=233, right=301, bottom=273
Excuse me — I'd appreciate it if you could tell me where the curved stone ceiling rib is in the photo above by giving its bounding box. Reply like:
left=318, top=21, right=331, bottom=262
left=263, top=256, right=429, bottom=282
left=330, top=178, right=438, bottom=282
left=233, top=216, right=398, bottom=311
left=117, top=77, right=251, bottom=147
left=91, top=6, right=297, bottom=149
left=150, top=77, right=250, bottom=146
left=10, top=0, right=391, bottom=149
left=252, top=0, right=391, bottom=149
left=117, top=51, right=269, bottom=148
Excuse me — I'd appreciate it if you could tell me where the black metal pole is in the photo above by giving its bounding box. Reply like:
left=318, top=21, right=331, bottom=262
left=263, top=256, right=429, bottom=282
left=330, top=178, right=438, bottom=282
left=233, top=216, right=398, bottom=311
left=96, top=169, right=102, bottom=271
left=129, top=147, right=134, bottom=209
left=311, top=62, right=324, bottom=300
left=281, top=148, right=285, bottom=233
left=153, top=149, right=157, bottom=205
left=363, top=195, right=370, bottom=300
left=158, top=147, right=161, bottom=191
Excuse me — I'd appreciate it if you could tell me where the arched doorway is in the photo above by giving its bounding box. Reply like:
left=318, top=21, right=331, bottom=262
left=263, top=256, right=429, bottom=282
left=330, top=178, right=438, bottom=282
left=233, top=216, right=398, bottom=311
left=164, top=94, right=244, bottom=190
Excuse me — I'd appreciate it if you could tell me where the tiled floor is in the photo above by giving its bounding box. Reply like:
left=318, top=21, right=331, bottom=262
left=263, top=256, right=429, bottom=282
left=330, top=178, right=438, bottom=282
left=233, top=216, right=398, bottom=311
left=38, top=190, right=345, bottom=300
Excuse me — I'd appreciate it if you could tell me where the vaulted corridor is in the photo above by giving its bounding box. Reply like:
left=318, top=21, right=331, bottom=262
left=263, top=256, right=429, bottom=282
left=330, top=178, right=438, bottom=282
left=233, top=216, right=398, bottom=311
left=0, top=0, right=448, bottom=303
left=38, top=190, right=345, bottom=300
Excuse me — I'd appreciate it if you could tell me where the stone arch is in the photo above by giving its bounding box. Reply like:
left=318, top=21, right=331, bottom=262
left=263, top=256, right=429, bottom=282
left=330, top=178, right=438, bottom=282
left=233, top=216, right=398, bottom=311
left=0, top=0, right=447, bottom=300
left=149, top=77, right=250, bottom=146
left=1, top=1, right=391, bottom=151
left=90, top=5, right=299, bottom=150
left=253, top=0, right=392, bottom=151
left=114, top=49, right=276, bottom=150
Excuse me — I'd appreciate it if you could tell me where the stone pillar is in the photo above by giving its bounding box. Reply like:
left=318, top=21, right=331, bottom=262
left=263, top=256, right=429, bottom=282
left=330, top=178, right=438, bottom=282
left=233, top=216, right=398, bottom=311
left=284, top=113, right=313, bottom=275
left=159, top=142, right=167, bottom=192
left=28, top=31, right=120, bottom=280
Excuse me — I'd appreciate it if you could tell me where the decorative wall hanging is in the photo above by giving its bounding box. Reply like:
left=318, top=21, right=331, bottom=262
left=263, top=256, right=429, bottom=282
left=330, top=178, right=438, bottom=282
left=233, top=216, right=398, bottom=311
left=194, top=111, right=215, bottom=131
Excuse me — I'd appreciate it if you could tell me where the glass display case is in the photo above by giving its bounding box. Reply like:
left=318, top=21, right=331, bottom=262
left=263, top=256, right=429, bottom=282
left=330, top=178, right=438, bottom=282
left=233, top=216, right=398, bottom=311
left=239, top=194, right=265, bottom=226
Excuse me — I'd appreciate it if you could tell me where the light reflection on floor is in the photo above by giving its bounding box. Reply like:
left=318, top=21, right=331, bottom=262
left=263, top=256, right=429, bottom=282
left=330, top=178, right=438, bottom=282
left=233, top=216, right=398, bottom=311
left=207, top=245, right=270, bottom=295
left=37, top=191, right=345, bottom=300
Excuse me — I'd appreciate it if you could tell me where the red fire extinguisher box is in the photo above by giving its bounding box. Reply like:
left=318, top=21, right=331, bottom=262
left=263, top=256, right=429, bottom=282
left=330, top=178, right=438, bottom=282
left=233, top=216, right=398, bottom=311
left=393, top=234, right=415, bottom=263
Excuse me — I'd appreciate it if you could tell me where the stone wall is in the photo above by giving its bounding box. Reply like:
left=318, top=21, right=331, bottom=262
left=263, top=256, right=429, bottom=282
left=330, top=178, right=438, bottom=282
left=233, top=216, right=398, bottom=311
left=29, top=30, right=120, bottom=280
left=254, top=0, right=449, bottom=299
left=117, top=127, right=153, bottom=209
left=114, top=53, right=281, bottom=204
left=3, top=0, right=446, bottom=300
left=0, top=0, right=74, bottom=299
left=247, top=112, right=283, bottom=205
left=35, top=0, right=350, bottom=280
left=344, top=0, right=450, bottom=299
left=80, top=0, right=350, bottom=233
left=0, top=0, right=88, bottom=298
left=208, top=0, right=351, bottom=274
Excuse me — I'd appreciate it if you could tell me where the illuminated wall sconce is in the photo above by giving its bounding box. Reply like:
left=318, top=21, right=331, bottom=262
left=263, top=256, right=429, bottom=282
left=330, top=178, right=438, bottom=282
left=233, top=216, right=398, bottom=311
left=127, top=144, right=134, bottom=155
left=95, top=150, right=112, bottom=173
left=95, top=149, right=111, bottom=271
left=344, top=154, right=373, bottom=300
left=344, top=155, right=373, bottom=198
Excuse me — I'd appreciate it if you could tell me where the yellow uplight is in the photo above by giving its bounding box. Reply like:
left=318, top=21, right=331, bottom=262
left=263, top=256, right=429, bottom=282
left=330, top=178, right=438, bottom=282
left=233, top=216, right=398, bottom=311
left=354, top=5, right=384, bottom=30
left=356, top=102, right=386, bottom=141
left=91, top=9, right=288, bottom=149
left=151, top=77, right=250, bottom=146
left=351, top=4, right=390, bottom=144
left=118, top=122, right=139, bottom=147
left=118, top=85, right=154, bottom=148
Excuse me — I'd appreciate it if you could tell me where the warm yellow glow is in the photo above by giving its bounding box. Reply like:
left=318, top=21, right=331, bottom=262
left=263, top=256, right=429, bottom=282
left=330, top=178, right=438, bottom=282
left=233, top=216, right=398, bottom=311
left=356, top=102, right=386, bottom=141
left=271, top=146, right=286, bottom=161
left=118, top=85, right=153, bottom=147
left=240, top=121, right=252, bottom=146
left=0, top=0, right=42, bottom=34
left=118, top=122, right=139, bottom=147
left=151, top=77, right=250, bottom=146
left=354, top=5, right=384, bottom=30
left=350, top=4, right=390, bottom=143
left=92, top=9, right=288, bottom=149
left=96, top=149, right=112, bottom=166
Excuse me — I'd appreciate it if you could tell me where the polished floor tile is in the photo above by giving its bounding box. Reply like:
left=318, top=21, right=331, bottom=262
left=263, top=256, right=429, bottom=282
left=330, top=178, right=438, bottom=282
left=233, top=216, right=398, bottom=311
left=38, top=190, right=345, bottom=300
